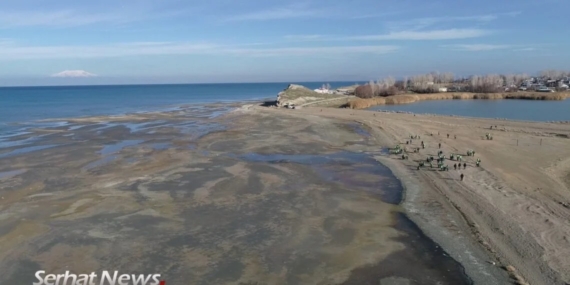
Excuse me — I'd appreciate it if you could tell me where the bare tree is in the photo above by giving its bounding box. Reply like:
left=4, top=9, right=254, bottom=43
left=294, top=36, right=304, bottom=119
left=513, top=73, right=530, bottom=85
left=469, top=74, right=503, bottom=93
left=409, top=73, right=439, bottom=93
left=540, top=70, right=567, bottom=80
left=366, top=80, right=376, bottom=95
left=438, top=72, right=454, bottom=84
left=355, top=84, right=374, bottom=98
left=504, top=74, right=515, bottom=87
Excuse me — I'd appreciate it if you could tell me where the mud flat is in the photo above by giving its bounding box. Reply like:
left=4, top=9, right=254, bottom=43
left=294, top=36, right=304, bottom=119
left=266, top=105, right=570, bottom=285
left=0, top=103, right=478, bottom=284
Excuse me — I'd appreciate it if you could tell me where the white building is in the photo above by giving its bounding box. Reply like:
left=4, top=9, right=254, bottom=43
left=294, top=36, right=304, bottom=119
left=314, top=88, right=332, bottom=94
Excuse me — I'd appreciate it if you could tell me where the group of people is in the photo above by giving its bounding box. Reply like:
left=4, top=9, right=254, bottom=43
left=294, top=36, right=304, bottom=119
left=391, top=130, right=486, bottom=182
left=450, top=154, right=463, bottom=162
left=454, top=163, right=467, bottom=170
left=406, top=135, right=483, bottom=182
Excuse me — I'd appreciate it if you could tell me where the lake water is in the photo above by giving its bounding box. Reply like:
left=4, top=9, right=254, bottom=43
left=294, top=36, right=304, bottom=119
left=0, top=82, right=361, bottom=135
left=369, top=99, right=570, bottom=122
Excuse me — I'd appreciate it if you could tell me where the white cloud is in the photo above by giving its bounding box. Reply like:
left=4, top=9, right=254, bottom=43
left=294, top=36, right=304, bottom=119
left=0, top=41, right=398, bottom=59
left=442, top=44, right=539, bottom=52
left=387, top=11, right=521, bottom=31
left=283, top=35, right=326, bottom=41
left=282, top=29, right=490, bottom=42
left=51, top=70, right=98, bottom=78
left=346, top=29, right=491, bottom=41
left=222, top=45, right=399, bottom=57
left=0, top=6, right=187, bottom=28
left=0, top=42, right=219, bottom=59
left=513, top=47, right=536, bottom=52
left=223, top=3, right=328, bottom=22
left=442, top=44, right=511, bottom=51
left=0, top=10, right=129, bottom=27
left=226, top=9, right=319, bottom=21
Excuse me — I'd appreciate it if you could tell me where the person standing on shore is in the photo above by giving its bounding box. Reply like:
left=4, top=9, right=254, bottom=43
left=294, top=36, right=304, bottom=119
left=460, top=173, right=464, bottom=181
left=447, top=134, right=449, bottom=138
left=463, top=162, right=466, bottom=169
left=439, top=143, right=441, bottom=149
left=454, top=164, right=457, bottom=170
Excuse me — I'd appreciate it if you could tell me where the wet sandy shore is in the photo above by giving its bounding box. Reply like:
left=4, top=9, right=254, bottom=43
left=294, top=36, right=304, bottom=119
left=0, top=103, right=476, bottom=284
left=267, top=105, right=570, bottom=285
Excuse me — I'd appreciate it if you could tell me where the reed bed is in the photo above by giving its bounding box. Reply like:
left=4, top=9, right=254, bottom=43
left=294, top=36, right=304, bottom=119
left=347, top=92, right=569, bottom=109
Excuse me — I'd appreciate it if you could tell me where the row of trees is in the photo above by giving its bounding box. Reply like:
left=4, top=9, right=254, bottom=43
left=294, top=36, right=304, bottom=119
left=353, top=77, right=398, bottom=98
left=469, top=74, right=505, bottom=93
left=539, top=70, right=570, bottom=80
left=355, top=72, right=454, bottom=97
left=354, top=70, right=570, bottom=98
left=408, top=73, right=453, bottom=93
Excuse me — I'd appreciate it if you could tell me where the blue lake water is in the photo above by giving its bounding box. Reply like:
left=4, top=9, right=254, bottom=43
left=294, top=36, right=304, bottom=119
left=370, top=99, right=570, bottom=122
left=0, top=82, right=361, bottom=135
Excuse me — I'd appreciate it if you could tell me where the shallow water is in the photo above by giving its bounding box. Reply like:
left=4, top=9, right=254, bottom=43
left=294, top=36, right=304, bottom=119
left=237, top=151, right=470, bottom=284
left=0, top=169, right=26, bottom=179
left=370, top=99, right=570, bottom=122
left=124, top=121, right=168, bottom=133
left=0, top=136, right=38, bottom=148
left=100, top=140, right=145, bottom=155
left=83, top=155, right=118, bottom=170
left=0, top=144, right=58, bottom=158
left=0, top=82, right=362, bottom=134
left=341, top=213, right=472, bottom=285
left=239, top=152, right=402, bottom=204
left=347, top=122, right=372, bottom=138
left=150, top=142, right=172, bottom=150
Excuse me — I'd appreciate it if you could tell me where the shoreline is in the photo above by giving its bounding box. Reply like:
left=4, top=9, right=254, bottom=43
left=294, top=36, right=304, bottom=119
left=0, top=92, right=275, bottom=132
left=255, top=104, right=570, bottom=284
left=0, top=100, right=266, bottom=137
left=253, top=106, right=505, bottom=284
left=374, top=155, right=505, bottom=285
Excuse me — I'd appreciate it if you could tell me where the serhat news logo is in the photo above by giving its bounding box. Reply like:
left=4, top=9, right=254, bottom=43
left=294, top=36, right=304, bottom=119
left=33, top=271, right=166, bottom=285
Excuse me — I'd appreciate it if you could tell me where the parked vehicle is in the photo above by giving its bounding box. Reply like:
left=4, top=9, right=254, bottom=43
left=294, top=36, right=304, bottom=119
left=537, top=87, right=554, bottom=93
left=518, top=87, right=527, bottom=91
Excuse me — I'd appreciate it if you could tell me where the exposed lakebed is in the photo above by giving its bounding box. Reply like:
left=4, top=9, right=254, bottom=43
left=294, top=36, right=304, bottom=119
left=0, top=103, right=471, bottom=285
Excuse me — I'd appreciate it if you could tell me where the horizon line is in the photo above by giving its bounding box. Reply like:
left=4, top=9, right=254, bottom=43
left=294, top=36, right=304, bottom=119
left=0, top=81, right=369, bottom=89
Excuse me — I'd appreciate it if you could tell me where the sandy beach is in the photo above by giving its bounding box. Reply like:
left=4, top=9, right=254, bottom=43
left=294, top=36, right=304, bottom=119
left=255, top=105, right=570, bottom=285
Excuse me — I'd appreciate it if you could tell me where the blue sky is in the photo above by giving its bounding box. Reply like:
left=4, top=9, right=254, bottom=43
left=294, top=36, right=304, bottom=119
left=0, top=0, right=569, bottom=85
